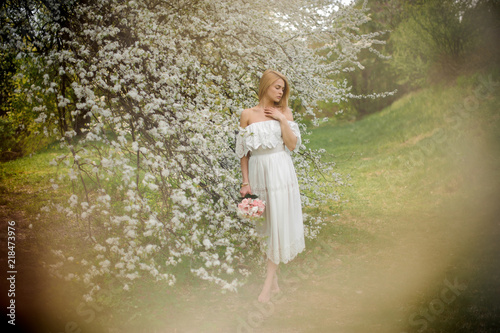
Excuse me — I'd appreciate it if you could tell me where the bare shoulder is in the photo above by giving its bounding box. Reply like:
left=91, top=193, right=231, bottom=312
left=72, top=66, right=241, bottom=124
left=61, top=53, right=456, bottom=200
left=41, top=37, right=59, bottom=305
left=239, top=108, right=254, bottom=128
left=283, top=107, right=294, bottom=121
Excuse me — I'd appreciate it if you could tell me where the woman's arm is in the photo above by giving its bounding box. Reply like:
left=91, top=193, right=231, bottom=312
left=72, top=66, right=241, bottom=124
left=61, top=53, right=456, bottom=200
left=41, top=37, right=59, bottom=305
left=264, top=107, right=297, bottom=151
left=240, top=155, right=251, bottom=197
left=279, top=118, right=297, bottom=151
left=239, top=109, right=252, bottom=197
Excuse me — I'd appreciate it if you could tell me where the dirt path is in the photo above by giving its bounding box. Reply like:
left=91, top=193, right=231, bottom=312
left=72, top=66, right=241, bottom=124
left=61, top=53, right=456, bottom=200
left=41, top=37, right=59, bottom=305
left=0, top=182, right=55, bottom=332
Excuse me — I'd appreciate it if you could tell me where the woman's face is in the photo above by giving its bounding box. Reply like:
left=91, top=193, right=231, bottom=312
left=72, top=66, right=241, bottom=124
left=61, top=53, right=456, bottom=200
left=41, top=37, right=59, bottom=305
left=266, top=78, right=285, bottom=103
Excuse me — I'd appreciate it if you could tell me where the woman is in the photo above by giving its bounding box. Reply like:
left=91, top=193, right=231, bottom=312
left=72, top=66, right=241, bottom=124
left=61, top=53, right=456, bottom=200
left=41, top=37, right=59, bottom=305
left=236, top=69, right=305, bottom=303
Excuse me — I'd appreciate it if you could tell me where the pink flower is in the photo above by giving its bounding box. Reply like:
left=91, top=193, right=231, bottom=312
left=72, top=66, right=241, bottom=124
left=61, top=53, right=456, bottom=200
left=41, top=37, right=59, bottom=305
left=237, top=201, right=249, bottom=214
left=253, top=199, right=265, bottom=213
left=237, top=197, right=265, bottom=219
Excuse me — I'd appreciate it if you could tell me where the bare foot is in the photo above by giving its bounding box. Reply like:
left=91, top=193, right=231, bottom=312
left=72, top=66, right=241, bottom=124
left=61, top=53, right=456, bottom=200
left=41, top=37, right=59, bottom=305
left=258, top=259, right=278, bottom=303
left=258, top=279, right=273, bottom=303
left=258, top=285, right=272, bottom=303
left=271, top=273, right=280, bottom=294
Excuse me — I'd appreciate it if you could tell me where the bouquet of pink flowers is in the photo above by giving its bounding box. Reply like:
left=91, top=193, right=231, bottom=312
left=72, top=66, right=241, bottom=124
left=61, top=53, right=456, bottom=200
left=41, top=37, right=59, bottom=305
left=237, top=194, right=265, bottom=218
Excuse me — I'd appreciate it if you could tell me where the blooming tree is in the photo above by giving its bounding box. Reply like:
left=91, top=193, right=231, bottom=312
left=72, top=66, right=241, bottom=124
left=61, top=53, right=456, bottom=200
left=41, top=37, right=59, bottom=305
left=2, top=0, right=389, bottom=301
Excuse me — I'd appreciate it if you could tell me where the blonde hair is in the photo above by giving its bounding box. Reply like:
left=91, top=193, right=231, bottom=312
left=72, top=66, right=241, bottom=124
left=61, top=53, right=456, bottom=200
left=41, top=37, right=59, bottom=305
left=258, top=69, right=290, bottom=110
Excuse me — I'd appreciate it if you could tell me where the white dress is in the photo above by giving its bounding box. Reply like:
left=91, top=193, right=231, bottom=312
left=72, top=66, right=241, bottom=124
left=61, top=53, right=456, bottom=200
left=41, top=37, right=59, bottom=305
left=236, top=120, right=305, bottom=264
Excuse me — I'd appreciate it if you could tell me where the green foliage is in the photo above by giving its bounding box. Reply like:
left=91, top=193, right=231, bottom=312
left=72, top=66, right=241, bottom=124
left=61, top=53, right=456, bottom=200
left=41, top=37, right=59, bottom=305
left=0, top=100, right=53, bottom=161
left=308, top=68, right=499, bottom=219
left=391, top=0, right=500, bottom=86
left=0, top=116, right=19, bottom=160
left=348, top=0, right=405, bottom=116
left=0, top=53, right=66, bottom=160
left=390, top=16, right=431, bottom=89
left=0, top=50, right=17, bottom=116
left=0, top=0, right=92, bottom=161
left=333, top=0, right=500, bottom=119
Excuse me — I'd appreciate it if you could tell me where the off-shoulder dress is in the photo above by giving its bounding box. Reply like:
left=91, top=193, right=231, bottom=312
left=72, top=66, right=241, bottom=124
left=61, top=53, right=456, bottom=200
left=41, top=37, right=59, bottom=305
left=236, top=119, right=305, bottom=264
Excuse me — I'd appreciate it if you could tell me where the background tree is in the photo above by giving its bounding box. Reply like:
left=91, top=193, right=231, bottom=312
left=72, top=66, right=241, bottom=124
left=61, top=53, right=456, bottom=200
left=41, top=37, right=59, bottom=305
left=0, top=50, right=19, bottom=160
left=391, top=0, right=500, bottom=88
left=321, top=0, right=500, bottom=119
left=0, top=0, right=90, bottom=159
left=344, top=0, right=403, bottom=118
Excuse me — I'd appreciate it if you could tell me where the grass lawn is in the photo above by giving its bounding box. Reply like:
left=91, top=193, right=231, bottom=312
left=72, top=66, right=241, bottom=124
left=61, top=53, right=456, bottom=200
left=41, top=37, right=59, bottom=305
left=1, top=71, right=499, bottom=333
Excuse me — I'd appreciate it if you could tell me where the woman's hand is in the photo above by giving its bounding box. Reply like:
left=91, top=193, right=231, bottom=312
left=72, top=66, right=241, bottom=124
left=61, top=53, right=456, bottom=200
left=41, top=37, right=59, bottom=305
left=264, top=107, right=286, bottom=122
left=240, top=184, right=252, bottom=197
